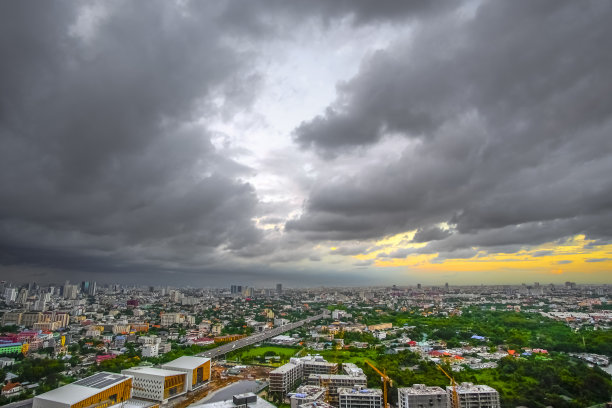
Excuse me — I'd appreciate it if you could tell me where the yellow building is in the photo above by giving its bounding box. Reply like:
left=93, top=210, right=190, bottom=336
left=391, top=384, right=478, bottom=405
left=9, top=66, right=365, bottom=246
left=33, top=372, right=132, bottom=408
left=367, top=323, right=392, bottom=331
left=162, top=356, right=211, bottom=391
left=122, top=367, right=187, bottom=403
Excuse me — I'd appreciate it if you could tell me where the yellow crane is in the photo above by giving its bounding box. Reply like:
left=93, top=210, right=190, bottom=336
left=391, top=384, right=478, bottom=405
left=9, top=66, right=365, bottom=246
left=364, top=360, right=392, bottom=408
left=437, top=365, right=459, bottom=408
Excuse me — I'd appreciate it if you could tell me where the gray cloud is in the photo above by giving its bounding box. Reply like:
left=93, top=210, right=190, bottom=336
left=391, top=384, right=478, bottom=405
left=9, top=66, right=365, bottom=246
left=585, top=258, right=610, bottom=263
left=412, top=227, right=452, bottom=243
left=2, top=1, right=611, bottom=285
left=0, top=1, right=263, bottom=279
left=288, top=1, right=612, bottom=259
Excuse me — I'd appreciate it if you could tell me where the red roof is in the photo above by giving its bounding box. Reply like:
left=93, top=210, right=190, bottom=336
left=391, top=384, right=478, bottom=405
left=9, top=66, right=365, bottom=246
left=2, top=383, right=20, bottom=392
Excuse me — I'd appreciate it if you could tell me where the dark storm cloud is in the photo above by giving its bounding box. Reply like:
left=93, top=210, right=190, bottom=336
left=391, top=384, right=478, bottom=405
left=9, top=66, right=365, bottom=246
left=412, top=227, right=452, bottom=243
left=0, top=1, right=262, bottom=278
left=289, top=1, right=612, bottom=255
left=216, top=0, right=455, bottom=34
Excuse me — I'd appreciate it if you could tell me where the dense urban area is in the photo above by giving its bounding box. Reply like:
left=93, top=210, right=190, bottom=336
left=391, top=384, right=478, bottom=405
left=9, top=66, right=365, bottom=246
left=0, top=281, right=610, bottom=408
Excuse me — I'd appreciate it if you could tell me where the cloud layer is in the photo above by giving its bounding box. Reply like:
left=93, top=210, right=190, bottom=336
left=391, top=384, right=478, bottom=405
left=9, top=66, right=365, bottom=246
left=1, top=1, right=611, bottom=285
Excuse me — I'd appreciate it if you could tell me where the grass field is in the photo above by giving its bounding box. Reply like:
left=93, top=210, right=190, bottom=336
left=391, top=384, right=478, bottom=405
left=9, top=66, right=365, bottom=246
left=241, top=346, right=300, bottom=359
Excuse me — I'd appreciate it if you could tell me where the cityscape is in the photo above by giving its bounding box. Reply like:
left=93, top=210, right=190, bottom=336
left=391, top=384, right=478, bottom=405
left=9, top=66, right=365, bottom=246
left=1, top=1, right=612, bottom=408
left=0, top=281, right=609, bottom=407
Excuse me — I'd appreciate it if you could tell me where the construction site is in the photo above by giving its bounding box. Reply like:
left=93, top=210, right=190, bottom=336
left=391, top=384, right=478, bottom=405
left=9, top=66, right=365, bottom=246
left=171, top=363, right=272, bottom=408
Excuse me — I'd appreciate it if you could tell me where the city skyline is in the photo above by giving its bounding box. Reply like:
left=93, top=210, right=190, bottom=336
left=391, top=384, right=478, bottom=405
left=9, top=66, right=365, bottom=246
left=1, top=1, right=612, bottom=286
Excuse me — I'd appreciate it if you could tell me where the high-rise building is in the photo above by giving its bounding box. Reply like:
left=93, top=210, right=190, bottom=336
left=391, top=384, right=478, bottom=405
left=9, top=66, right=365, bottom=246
left=276, top=283, right=283, bottom=295
left=17, top=288, right=29, bottom=305
left=3, top=287, right=17, bottom=302
left=64, top=284, right=78, bottom=300
left=398, top=384, right=447, bottom=408
left=88, top=281, right=97, bottom=296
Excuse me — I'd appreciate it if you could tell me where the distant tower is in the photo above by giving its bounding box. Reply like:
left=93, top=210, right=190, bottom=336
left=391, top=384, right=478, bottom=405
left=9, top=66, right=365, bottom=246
left=417, top=283, right=422, bottom=289
left=276, top=283, right=282, bottom=295
left=88, top=281, right=97, bottom=296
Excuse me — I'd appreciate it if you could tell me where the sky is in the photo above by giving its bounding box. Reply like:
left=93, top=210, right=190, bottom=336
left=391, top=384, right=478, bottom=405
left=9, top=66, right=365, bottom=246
left=1, top=0, right=611, bottom=287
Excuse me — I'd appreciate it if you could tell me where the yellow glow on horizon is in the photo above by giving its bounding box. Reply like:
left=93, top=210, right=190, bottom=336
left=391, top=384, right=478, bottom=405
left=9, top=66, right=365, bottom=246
left=352, top=234, right=612, bottom=281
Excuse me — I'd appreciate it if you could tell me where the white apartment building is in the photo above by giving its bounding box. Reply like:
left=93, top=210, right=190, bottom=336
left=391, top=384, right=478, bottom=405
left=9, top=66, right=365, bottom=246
left=448, top=383, right=500, bottom=408
left=338, top=387, right=382, bottom=408
left=142, top=343, right=159, bottom=357
left=289, top=385, right=326, bottom=408
left=269, top=362, right=303, bottom=395
left=308, top=374, right=368, bottom=405
left=398, top=384, right=447, bottom=408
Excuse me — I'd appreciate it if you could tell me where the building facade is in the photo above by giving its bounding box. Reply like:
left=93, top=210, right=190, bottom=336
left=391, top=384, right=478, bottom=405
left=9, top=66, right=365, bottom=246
left=338, top=387, right=382, bottom=408
left=398, top=384, right=447, bottom=408
left=162, top=356, right=211, bottom=391
left=33, top=372, right=132, bottom=408
left=448, top=383, right=500, bottom=408
left=270, top=362, right=303, bottom=395
left=122, top=367, right=187, bottom=403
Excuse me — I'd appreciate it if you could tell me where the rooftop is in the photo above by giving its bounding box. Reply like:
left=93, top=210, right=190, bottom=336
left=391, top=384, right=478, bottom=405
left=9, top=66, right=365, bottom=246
left=399, top=384, right=446, bottom=395
left=122, top=366, right=186, bottom=377
left=338, top=387, right=382, bottom=396
left=162, top=356, right=210, bottom=370
left=189, top=393, right=276, bottom=408
left=270, top=362, right=299, bottom=374
left=34, top=372, right=131, bottom=405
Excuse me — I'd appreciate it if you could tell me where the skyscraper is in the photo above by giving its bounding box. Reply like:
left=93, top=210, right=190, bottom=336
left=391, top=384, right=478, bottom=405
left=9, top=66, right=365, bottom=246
left=276, top=283, right=282, bottom=295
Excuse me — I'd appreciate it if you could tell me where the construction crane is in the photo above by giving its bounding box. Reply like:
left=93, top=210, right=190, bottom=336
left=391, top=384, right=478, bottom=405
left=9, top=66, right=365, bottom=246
left=437, top=365, right=459, bottom=408
left=364, top=360, right=392, bottom=408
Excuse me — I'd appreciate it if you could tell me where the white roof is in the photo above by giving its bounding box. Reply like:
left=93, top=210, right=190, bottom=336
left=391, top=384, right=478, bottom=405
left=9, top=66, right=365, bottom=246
left=35, top=372, right=131, bottom=405
left=190, top=396, right=276, bottom=408
left=123, top=366, right=186, bottom=377
left=163, top=356, right=211, bottom=370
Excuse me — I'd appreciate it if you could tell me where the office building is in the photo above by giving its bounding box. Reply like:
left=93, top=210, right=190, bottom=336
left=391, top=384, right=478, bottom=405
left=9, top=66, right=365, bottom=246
left=398, top=384, right=447, bottom=408
left=33, top=372, right=132, bottom=408
left=276, top=283, right=283, bottom=295
left=122, top=367, right=187, bottom=402
left=448, top=383, right=500, bottom=408
left=162, top=356, right=211, bottom=391
left=338, top=387, right=383, bottom=408
left=4, top=288, right=17, bottom=303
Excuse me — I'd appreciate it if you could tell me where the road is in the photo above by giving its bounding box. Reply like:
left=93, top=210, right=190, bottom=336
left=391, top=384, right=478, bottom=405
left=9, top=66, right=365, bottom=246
left=197, top=312, right=329, bottom=359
